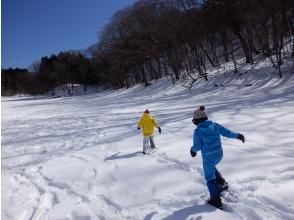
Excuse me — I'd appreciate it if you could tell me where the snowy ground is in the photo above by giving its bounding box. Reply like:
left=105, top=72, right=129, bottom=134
left=2, top=60, right=294, bottom=220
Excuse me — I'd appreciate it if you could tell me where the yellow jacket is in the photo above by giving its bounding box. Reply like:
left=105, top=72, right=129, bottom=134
left=137, top=112, right=160, bottom=136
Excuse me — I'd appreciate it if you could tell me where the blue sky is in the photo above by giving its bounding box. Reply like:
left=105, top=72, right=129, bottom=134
left=1, top=0, right=137, bottom=69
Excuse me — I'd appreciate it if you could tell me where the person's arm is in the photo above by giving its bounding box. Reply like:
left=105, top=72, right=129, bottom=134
left=153, top=118, right=161, bottom=133
left=216, top=123, right=245, bottom=143
left=152, top=117, right=160, bottom=128
left=216, top=123, right=238, bottom=139
left=137, top=119, right=143, bottom=130
left=190, top=130, right=203, bottom=157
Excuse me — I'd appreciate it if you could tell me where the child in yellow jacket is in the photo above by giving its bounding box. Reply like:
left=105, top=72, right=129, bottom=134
left=137, top=109, right=161, bottom=154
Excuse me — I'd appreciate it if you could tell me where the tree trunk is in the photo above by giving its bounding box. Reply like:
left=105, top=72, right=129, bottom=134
left=235, top=31, right=253, bottom=64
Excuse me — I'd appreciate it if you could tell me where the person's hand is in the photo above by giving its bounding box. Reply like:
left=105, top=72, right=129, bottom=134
left=158, top=127, right=161, bottom=133
left=237, top=133, right=245, bottom=143
left=190, top=148, right=197, bottom=157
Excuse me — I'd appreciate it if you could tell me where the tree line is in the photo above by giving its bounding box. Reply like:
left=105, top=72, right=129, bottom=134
left=2, top=0, right=294, bottom=96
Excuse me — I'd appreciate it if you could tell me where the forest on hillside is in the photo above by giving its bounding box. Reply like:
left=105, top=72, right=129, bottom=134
left=2, top=0, right=294, bottom=96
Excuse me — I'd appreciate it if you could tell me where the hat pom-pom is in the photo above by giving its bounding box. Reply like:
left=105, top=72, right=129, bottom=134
left=199, top=105, right=205, bottom=111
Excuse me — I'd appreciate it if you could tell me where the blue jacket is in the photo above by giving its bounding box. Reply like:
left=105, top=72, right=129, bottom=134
left=191, top=120, right=238, bottom=164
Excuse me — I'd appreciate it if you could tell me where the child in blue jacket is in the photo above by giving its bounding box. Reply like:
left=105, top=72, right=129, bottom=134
left=190, top=106, right=245, bottom=210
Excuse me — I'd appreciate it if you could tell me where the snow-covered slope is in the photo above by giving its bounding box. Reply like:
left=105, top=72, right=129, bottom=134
left=2, top=60, right=294, bottom=220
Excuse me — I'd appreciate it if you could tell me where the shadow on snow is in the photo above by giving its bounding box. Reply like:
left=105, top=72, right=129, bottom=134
left=161, top=204, right=217, bottom=220
left=104, top=151, right=143, bottom=161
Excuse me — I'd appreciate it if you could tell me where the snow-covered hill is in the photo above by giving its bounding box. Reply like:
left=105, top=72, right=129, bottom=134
left=2, top=59, right=294, bottom=219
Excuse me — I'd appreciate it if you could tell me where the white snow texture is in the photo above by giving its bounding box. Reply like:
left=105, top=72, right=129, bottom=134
left=2, top=59, right=294, bottom=220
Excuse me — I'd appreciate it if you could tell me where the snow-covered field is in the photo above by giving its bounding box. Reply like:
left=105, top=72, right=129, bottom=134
left=2, top=60, right=294, bottom=220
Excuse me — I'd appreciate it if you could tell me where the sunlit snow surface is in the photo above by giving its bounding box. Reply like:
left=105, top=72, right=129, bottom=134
left=2, top=61, right=294, bottom=219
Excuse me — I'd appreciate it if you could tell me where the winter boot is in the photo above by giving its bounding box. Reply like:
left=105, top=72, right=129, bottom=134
left=207, top=197, right=223, bottom=210
left=218, top=181, right=229, bottom=193
left=215, top=169, right=229, bottom=192
left=215, top=169, right=225, bottom=185
left=207, top=179, right=223, bottom=209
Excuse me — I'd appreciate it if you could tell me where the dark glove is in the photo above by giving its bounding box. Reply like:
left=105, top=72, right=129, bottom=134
left=190, top=148, right=197, bottom=157
left=237, top=133, right=245, bottom=143
left=137, top=127, right=141, bottom=130
left=158, top=127, right=161, bottom=133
